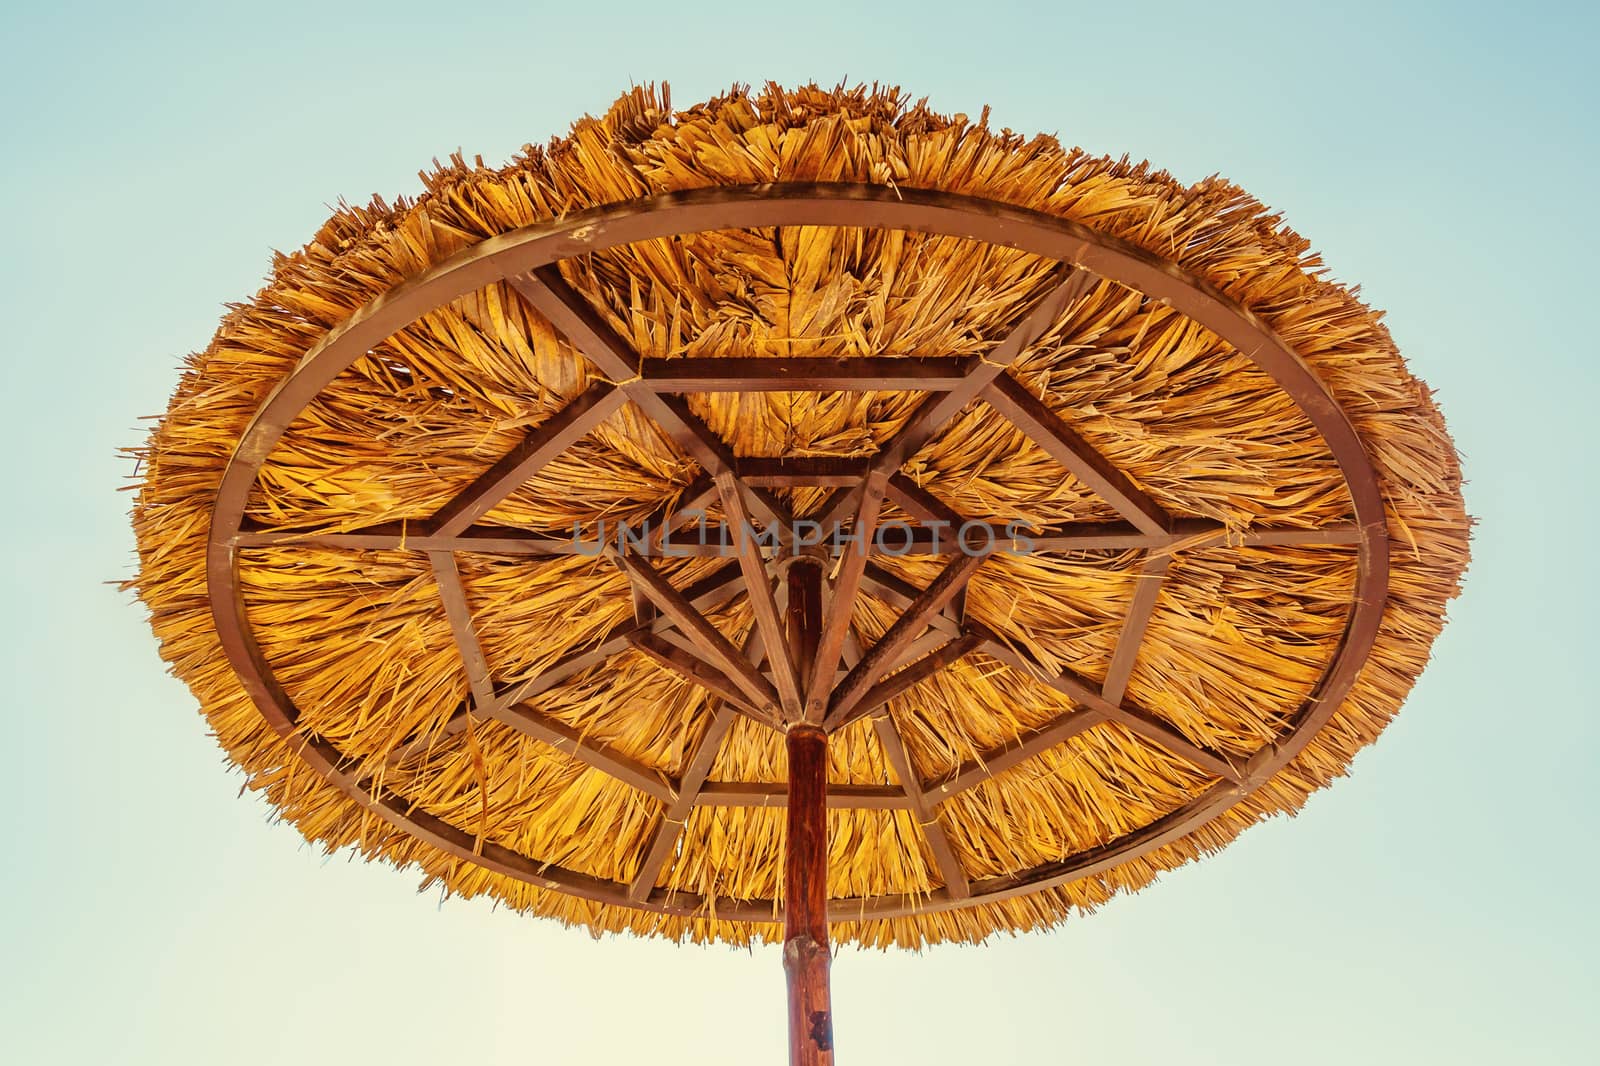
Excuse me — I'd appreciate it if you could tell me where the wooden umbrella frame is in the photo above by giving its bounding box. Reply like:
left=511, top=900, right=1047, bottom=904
left=205, top=184, right=1388, bottom=1065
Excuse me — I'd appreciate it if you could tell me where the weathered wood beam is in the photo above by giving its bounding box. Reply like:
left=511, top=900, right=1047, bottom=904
left=507, top=267, right=796, bottom=543
left=982, top=372, right=1168, bottom=536
left=812, top=267, right=1094, bottom=531
left=925, top=709, right=1106, bottom=798
left=736, top=457, right=865, bottom=487
left=872, top=715, right=971, bottom=898
left=828, top=631, right=983, bottom=732
left=626, top=631, right=763, bottom=718
left=885, top=473, right=962, bottom=525
left=697, top=781, right=909, bottom=809
left=386, top=561, right=750, bottom=765
left=629, top=609, right=775, bottom=903
left=642, top=356, right=975, bottom=392
left=964, top=618, right=1242, bottom=783
left=428, top=551, right=497, bottom=709
left=716, top=471, right=803, bottom=718
left=627, top=707, right=736, bottom=902
left=620, top=550, right=782, bottom=720
left=854, top=564, right=1242, bottom=786
left=806, top=470, right=889, bottom=720
left=239, top=517, right=1364, bottom=557
left=424, top=551, right=675, bottom=801
left=829, top=550, right=990, bottom=724
left=430, top=382, right=627, bottom=537
left=1100, top=550, right=1172, bottom=706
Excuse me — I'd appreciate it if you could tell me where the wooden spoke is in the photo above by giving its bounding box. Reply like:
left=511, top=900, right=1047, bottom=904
left=1100, top=550, right=1172, bottom=706
left=829, top=550, right=991, bottom=725
left=874, top=267, right=1093, bottom=470
left=620, top=550, right=782, bottom=720
left=507, top=266, right=796, bottom=542
left=828, top=631, right=983, bottom=732
left=627, top=631, right=764, bottom=718
left=627, top=707, right=736, bottom=902
left=388, top=561, right=750, bottom=764
left=885, top=473, right=962, bottom=525
left=655, top=473, right=717, bottom=545
left=926, top=709, right=1106, bottom=797
left=839, top=628, right=970, bottom=895
left=629, top=607, right=777, bottom=902
left=642, top=356, right=974, bottom=392
left=716, top=472, right=803, bottom=718
left=966, top=619, right=1242, bottom=783
left=424, top=551, right=674, bottom=801
left=806, top=470, right=889, bottom=720
left=858, top=563, right=964, bottom=639
left=430, top=382, right=627, bottom=537
left=812, top=268, right=1094, bottom=531
left=983, top=373, right=1168, bottom=536
left=429, top=551, right=497, bottom=709
left=872, top=715, right=971, bottom=898
left=505, top=562, right=747, bottom=704
left=1095, top=702, right=1242, bottom=783
left=846, top=572, right=1241, bottom=788
left=489, top=704, right=677, bottom=802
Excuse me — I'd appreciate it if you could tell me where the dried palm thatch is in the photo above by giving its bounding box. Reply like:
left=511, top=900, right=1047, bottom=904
left=128, top=82, right=1470, bottom=949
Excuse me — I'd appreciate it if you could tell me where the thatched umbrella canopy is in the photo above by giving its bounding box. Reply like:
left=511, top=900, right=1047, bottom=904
left=129, top=83, right=1469, bottom=1061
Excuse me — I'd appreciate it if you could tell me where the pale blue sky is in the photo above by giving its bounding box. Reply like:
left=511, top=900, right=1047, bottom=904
left=2, top=2, right=1595, bottom=1063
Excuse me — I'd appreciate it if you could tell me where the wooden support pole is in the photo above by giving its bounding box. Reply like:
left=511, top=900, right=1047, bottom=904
left=784, top=725, right=832, bottom=1066
left=784, top=558, right=832, bottom=1065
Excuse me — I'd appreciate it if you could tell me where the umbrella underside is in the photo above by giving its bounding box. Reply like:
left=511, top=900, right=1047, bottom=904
left=130, top=83, right=1469, bottom=949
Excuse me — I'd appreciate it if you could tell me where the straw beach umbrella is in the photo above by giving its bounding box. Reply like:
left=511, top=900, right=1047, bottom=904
left=128, top=83, right=1470, bottom=1063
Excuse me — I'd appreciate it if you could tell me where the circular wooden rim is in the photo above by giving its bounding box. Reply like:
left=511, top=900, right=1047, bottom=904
left=205, top=183, right=1389, bottom=923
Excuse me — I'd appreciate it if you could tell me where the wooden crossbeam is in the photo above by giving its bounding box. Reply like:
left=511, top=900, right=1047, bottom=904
left=885, top=473, right=962, bottom=525
left=387, top=561, right=750, bottom=764
left=429, top=551, right=497, bottom=709
left=626, top=707, right=735, bottom=902
left=737, top=457, right=865, bottom=487
left=507, top=267, right=796, bottom=544
left=238, top=517, right=1364, bottom=557
left=626, top=632, right=763, bottom=716
left=858, top=564, right=1240, bottom=787
left=628, top=600, right=781, bottom=902
left=500, top=561, right=748, bottom=709
left=641, top=356, right=974, bottom=392
left=696, top=782, right=910, bottom=809
left=829, top=632, right=983, bottom=732
left=838, top=629, right=972, bottom=897
left=925, top=710, right=1106, bottom=797
left=965, top=619, right=1242, bottom=783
